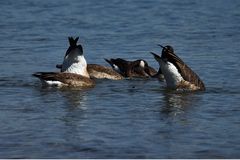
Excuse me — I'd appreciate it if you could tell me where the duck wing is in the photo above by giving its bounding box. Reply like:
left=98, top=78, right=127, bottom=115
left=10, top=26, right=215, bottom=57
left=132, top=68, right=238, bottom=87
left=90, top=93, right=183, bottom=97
left=167, top=52, right=205, bottom=90
left=33, top=72, right=95, bottom=87
left=87, top=64, right=123, bottom=79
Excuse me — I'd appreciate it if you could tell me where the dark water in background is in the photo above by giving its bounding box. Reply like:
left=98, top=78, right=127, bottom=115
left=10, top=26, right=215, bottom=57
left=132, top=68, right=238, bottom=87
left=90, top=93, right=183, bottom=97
left=0, top=0, right=240, bottom=158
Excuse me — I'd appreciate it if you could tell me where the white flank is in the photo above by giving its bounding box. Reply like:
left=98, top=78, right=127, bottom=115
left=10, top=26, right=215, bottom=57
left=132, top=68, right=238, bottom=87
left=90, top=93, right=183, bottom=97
left=61, top=49, right=89, bottom=78
left=113, top=64, right=121, bottom=73
left=139, top=60, right=145, bottom=68
left=159, top=59, right=183, bottom=89
left=41, top=80, right=63, bottom=87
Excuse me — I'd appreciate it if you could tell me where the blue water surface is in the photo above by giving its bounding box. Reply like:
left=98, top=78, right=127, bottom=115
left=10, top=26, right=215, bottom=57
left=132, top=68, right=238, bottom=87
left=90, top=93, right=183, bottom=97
left=0, top=0, right=240, bottom=158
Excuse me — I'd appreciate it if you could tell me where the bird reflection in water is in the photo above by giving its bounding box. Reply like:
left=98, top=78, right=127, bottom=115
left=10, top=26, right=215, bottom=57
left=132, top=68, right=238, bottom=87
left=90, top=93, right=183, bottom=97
left=161, top=90, right=198, bottom=116
left=58, top=88, right=90, bottom=128
left=60, top=88, right=89, bottom=109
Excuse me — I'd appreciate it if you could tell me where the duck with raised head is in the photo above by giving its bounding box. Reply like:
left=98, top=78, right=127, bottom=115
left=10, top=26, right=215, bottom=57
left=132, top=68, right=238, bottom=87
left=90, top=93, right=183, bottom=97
left=150, top=45, right=205, bottom=91
left=104, top=58, right=158, bottom=78
left=33, top=37, right=95, bottom=87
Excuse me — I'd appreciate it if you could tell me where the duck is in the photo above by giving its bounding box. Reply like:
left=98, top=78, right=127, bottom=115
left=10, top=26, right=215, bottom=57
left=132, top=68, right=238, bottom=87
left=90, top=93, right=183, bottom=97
left=86, top=64, right=123, bottom=80
left=150, top=45, right=205, bottom=91
left=33, top=72, right=95, bottom=88
left=56, top=62, right=123, bottom=80
left=33, top=37, right=95, bottom=87
left=104, top=58, right=157, bottom=78
left=60, top=37, right=89, bottom=77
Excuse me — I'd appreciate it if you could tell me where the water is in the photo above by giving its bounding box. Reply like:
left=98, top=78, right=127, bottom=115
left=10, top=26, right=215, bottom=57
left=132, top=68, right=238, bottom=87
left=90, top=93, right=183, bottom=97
left=0, top=0, right=240, bottom=158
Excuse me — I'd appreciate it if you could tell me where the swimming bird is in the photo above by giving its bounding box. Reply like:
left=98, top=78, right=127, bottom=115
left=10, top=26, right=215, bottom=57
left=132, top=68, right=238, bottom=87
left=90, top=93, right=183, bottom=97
left=86, top=64, right=123, bottom=80
left=56, top=63, right=123, bottom=80
left=104, top=58, right=157, bottom=78
left=33, top=37, right=94, bottom=87
left=60, top=37, right=89, bottom=78
left=150, top=45, right=205, bottom=91
left=33, top=72, right=95, bottom=88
